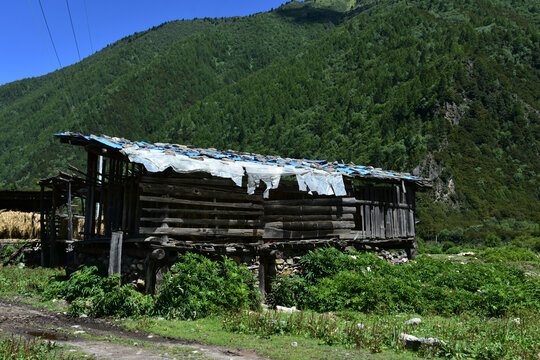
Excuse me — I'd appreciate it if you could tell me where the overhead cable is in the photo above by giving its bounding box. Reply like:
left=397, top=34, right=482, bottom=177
left=37, top=0, right=62, bottom=68
left=65, top=0, right=81, bottom=61
left=83, top=0, right=94, bottom=53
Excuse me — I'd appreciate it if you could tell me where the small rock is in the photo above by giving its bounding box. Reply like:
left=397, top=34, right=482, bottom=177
left=404, top=318, right=421, bottom=325
left=276, top=305, right=298, bottom=314
left=291, top=342, right=298, bottom=347
left=275, top=259, right=284, bottom=265
left=71, top=325, right=81, bottom=328
left=399, top=333, right=441, bottom=351
left=513, top=318, right=521, bottom=325
left=147, top=335, right=153, bottom=338
left=73, top=330, right=85, bottom=334
left=17, top=263, right=25, bottom=269
left=79, top=314, right=88, bottom=318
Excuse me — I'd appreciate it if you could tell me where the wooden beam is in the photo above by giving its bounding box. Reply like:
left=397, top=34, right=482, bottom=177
left=263, top=205, right=356, bottom=214
left=142, top=207, right=263, bottom=216
left=262, top=213, right=354, bottom=222
left=264, top=221, right=355, bottom=231
left=139, top=182, right=262, bottom=202
left=140, top=226, right=264, bottom=238
left=140, top=195, right=263, bottom=210
left=140, top=217, right=261, bottom=227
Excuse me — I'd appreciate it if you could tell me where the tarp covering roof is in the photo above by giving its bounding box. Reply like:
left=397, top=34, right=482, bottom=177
left=55, top=132, right=431, bottom=197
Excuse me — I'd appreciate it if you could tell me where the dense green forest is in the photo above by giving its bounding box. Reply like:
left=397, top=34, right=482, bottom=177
left=0, top=0, right=538, bottom=241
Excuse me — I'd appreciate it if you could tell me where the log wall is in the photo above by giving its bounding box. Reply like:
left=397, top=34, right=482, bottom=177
left=136, top=173, right=416, bottom=249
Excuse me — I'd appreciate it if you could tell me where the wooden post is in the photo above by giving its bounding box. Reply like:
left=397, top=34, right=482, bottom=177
left=39, top=185, right=46, bottom=267
left=258, top=255, right=267, bottom=298
left=108, top=231, right=123, bottom=279
left=85, top=152, right=98, bottom=240
left=67, top=182, right=73, bottom=241
left=144, top=248, right=166, bottom=294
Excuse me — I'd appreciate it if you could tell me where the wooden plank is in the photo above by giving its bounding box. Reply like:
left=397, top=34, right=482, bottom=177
left=262, top=228, right=352, bottom=240
left=108, top=231, right=123, bottom=278
left=140, top=195, right=264, bottom=210
left=262, top=213, right=354, bottom=222
left=139, top=182, right=262, bottom=202
left=142, top=207, right=263, bottom=216
left=140, top=226, right=263, bottom=237
left=264, top=197, right=356, bottom=206
left=140, top=217, right=261, bottom=227
left=263, top=205, right=356, bottom=214
left=264, top=221, right=355, bottom=231
left=265, top=197, right=413, bottom=209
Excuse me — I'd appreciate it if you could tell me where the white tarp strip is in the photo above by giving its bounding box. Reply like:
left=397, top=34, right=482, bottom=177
left=121, top=146, right=346, bottom=198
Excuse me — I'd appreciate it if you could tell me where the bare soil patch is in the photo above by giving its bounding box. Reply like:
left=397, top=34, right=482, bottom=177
left=0, top=298, right=265, bottom=360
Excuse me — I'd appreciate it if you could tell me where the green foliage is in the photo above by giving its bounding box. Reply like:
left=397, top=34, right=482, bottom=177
left=484, top=233, right=502, bottom=247
left=0, top=266, right=63, bottom=298
left=266, top=275, right=308, bottom=308
left=153, top=253, right=260, bottom=319
left=512, top=235, right=540, bottom=252
left=223, top=309, right=540, bottom=358
left=477, top=246, right=539, bottom=263
left=0, top=336, right=75, bottom=360
left=1, top=245, right=16, bottom=262
left=42, top=265, right=152, bottom=318
left=269, top=249, right=540, bottom=317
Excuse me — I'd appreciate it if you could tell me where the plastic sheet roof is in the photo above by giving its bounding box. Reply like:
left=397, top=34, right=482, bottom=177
left=55, top=133, right=431, bottom=196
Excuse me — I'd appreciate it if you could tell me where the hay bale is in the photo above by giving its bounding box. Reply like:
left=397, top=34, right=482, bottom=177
left=0, top=211, right=41, bottom=239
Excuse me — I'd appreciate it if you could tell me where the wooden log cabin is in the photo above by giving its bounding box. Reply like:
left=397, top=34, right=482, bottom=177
left=42, top=133, right=431, bottom=294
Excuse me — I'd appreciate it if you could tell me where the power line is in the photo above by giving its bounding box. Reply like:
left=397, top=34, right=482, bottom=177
left=65, top=0, right=81, bottom=61
left=25, top=0, right=55, bottom=68
left=83, top=0, right=94, bottom=53
left=37, top=0, right=62, bottom=68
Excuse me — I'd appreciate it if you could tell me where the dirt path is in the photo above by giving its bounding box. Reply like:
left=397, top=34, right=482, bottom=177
left=0, top=299, right=266, bottom=360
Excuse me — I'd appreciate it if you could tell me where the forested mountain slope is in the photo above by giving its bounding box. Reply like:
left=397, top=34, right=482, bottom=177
left=0, top=2, right=338, bottom=187
left=0, top=0, right=538, bottom=240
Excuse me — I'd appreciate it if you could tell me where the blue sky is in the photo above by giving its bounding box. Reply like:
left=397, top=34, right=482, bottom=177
left=0, top=1, right=290, bottom=85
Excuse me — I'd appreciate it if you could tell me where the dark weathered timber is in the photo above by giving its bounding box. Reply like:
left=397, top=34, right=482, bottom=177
left=264, top=205, right=356, bottom=214
left=262, top=213, right=354, bottom=222
left=139, top=195, right=264, bottom=210
left=264, top=221, right=355, bottom=231
left=262, top=228, right=352, bottom=240
left=142, top=207, right=263, bottom=216
left=264, top=197, right=356, bottom=206
left=140, top=226, right=264, bottom=238
left=139, top=182, right=263, bottom=202
left=140, top=217, right=261, bottom=227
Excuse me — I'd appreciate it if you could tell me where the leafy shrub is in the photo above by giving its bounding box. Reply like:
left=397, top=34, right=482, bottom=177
left=1, top=244, right=16, bottom=262
left=268, top=249, right=540, bottom=317
left=445, top=246, right=463, bottom=254
left=478, top=246, right=538, bottom=263
left=300, top=247, right=385, bottom=283
left=441, top=241, right=456, bottom=253
left=43, top=265, right=152, bottom=318
left=42, top=265, right=107, bottom=301
left=512, top=235, right=540, bottom=252
left=266, top=275, right=308, bottom=308
left=484, top=234, right=502, bottom=247
left=68, top=283, right=153, bottom=318
left=153, top=253, right=260, bottom=319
